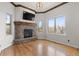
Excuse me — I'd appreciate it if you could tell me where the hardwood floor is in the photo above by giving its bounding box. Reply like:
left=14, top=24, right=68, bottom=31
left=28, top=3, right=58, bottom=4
left=0, top=40, right=79, bottom=56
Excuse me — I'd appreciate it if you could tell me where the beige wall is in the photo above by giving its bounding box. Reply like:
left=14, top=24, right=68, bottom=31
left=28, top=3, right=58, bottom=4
left=35, top=14, right=46, bottom=39
left=0, top=2, right=15, bottom=51
left=35, top=2, right=79, bottom=48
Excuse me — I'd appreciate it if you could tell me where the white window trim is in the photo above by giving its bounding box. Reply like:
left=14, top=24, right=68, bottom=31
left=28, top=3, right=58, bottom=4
left=47, top=16, right=66, bottom=35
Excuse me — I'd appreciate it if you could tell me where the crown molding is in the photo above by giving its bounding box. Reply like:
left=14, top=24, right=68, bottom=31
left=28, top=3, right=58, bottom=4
left=10, top=2, right=68, bottom=14
left=10, top=2, right=17, bottom=7
left=41, top=2, right=68, bottom=13
left=16, top=4, right=37, bottom=13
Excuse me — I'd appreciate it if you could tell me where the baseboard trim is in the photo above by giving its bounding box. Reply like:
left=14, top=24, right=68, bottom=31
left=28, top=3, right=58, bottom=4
left=38, top=39, right=79, bottom=49
left=1, top=42, right=13, bottom=52
left=13, top=38, right=38, bottom=44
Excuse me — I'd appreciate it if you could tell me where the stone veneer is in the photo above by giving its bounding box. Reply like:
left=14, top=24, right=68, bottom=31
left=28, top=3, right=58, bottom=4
left=14, top=21, right=36, bottom=40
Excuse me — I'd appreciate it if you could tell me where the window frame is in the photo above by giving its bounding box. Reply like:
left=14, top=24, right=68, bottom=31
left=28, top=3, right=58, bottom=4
left=55, top=16, right=65, bottom=34
left=47, top=18, right=55, bottom=34
left=5, top=13, right=12, bottom=35
left=47, top=16, right=66, bottom=35
left=37, top=20, right=44, bottom=32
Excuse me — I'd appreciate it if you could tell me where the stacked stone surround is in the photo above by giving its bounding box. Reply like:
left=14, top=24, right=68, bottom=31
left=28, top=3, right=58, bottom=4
left=14, top=22, right=36, bottom=40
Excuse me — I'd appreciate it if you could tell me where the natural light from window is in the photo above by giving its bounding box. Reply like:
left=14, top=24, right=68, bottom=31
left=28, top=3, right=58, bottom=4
left=37, top=21, right=43, bottom=32
left=48, top=19, right=55, bottom=33
left=48, top=16, right=65, bottom=34
left=56, top=16, right=65, bottom=34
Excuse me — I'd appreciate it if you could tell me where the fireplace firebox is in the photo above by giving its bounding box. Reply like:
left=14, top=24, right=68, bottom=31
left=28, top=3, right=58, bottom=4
left=24, top=29, right=33, bottom=38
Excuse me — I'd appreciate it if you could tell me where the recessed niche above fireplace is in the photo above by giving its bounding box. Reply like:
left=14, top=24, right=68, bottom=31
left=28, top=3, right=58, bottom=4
left=23, top=11, right=35, bottom=21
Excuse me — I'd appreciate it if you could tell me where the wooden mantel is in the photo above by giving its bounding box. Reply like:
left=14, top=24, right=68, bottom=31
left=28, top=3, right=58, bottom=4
left=14, top=20, right=36, bottom=25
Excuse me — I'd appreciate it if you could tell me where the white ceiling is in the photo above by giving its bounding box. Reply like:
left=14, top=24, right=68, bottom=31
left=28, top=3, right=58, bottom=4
left=14, top=2, right=62, bottom=12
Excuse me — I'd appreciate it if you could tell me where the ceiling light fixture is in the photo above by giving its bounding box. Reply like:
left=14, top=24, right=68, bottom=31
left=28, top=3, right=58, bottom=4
left=36, top=2, right=43, bottom=10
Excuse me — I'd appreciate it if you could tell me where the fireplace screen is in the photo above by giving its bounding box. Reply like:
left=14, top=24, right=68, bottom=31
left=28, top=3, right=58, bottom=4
left=24, top=29, right=33, bottom=38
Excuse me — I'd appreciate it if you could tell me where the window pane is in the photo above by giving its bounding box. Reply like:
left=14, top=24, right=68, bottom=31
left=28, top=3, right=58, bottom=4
left=48, top=19, right=55, bottom=33
left=6, top=14, right=11, bottom=24
left=6, top=14, right=11, bottom=34
left=6, top=25, right=11, bottom=34
left=56, top=16, right=65, bottom=34
left=37, top=21, right=43, bottom=32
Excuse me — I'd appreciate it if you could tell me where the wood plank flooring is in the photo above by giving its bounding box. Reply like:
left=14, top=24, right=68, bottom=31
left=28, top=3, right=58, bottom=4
left=0, top=40, right=79, bottom=56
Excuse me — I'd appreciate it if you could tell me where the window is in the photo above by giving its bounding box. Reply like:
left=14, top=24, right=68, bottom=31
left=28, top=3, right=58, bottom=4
left=56, top=16, right=65, bottom=34
left=48, top=16, right=65, bottom=34
left=6, top=13, right=12, bottom=34
left=48, top=19, right=55, bottom=33
left=37, top=21, right=43, bottom=32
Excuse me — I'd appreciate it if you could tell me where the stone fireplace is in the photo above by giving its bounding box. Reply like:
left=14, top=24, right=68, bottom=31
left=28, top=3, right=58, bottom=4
left=14, top=21, right=36, bottom=41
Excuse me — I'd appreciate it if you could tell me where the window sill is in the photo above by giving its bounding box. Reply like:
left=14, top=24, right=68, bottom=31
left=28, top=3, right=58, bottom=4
left=47, top=33, right=66, bottom=36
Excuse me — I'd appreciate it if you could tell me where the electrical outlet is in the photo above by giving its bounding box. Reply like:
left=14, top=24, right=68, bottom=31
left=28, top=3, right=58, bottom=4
left=68, top=40, right=70, bottom=43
